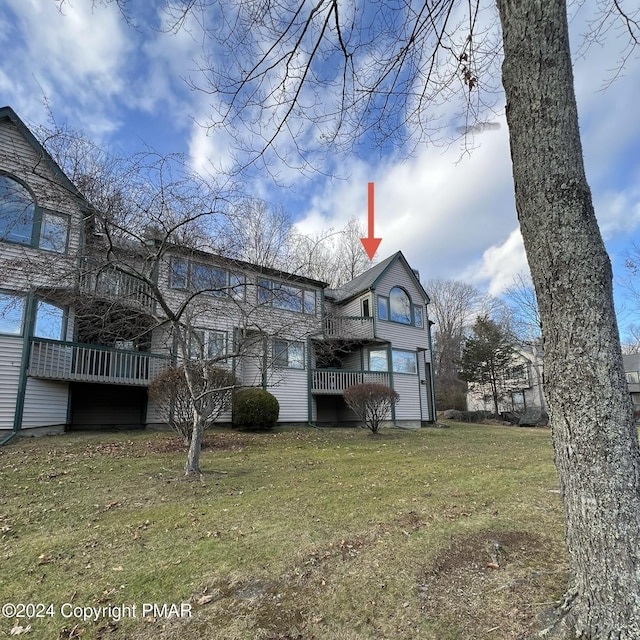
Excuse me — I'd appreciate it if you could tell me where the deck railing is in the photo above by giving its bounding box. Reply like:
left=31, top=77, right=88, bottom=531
left=323, top=316, right=374, bottom=340
left=79, top=260, right=154, bottom=311
left=311, top=369, right=390, bottom=394
left=28, top=338, right=171, bottom=386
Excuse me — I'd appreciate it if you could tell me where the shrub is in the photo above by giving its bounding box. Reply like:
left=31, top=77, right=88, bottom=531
left=343, top=383, right=400, bottom=433
left=232, top=388, right=280, bottom=431
left=149, top=363, right=237, bottom=443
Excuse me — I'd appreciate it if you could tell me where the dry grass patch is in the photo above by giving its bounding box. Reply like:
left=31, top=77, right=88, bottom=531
left=0, top=424, right=566, bottom=639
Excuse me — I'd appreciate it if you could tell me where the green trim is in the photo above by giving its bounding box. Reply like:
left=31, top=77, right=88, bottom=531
left=306, top=336, right=313, bottom=423
left=386, top=342, right=396, bottom=425
left=12, top=293, right=37, bottom=435
left=0, top=107, right=89, bottom=203
left=261, top=336, right=268, bottom=390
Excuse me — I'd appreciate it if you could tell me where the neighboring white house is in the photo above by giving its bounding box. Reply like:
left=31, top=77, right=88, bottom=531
left=623, top=354, right=640, bottom=423
left=0, top=106, right=436, bottom=442
left=466, top=344, right=546, bottom=417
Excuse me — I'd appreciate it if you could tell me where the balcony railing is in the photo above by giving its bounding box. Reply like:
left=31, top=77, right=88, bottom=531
left=311, top=369, right=390, bottom=394
left=79, top=260, right=154, bottom=311
left=323, top=316, right=374, bottom=340
left=28, top=338, right=171, bottom=386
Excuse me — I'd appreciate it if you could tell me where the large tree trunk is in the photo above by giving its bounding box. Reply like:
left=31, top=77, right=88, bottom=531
left=496, top=0, right=640, bottom=637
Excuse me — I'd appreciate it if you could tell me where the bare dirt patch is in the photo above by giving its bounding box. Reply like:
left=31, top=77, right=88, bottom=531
left=418, top=530, right=567, bottom=639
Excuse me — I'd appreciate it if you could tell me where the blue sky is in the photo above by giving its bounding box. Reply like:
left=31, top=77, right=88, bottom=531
left=1, top=0, right=639, bottom=339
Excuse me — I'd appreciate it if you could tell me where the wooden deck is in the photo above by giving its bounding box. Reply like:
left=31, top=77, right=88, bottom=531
left=28, top=338, right=171, bottom=386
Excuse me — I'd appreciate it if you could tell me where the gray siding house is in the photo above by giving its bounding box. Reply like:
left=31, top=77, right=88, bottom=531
left=0, top=106, right=436, bottom=442
left=623, top=354, right=640, bottom=422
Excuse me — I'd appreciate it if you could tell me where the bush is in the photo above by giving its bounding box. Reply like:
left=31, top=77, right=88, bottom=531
left=232, top=388, right=280, bottom=431
left=343, top=383, right=400, bottom=433
left=149, top=363, right=237, bottom=443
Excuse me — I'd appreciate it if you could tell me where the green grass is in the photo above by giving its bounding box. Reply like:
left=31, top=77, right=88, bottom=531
left=0, top=423, right=567, bottom=639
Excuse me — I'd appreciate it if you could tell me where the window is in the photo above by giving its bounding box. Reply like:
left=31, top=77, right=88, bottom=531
left=34, top=301, right=65, bottom=340
left=0, top=175, right=70, bottom=252
left=414, top=305, right=424, bottom=328
left=191, top=263, right=228, bottom=295
left=512, top=391, right=525, bottom=411
left=379, top=287, right=425, bottom=328
left=392, top=349, right=417, bottom=374
left=257, top=279, right=272, bottom=305
left=189, top=329, right=227, bottom=361
left=362, top=298, right=370, bottom=318
left=0, top=292, right=25, bottom=335
left=207, top=331, right=227, bottom=360
left=273, top=339, right=305, bottom=369
left=626, top=371, right=640, bottom=384
left=169, top=258, right=188, bottom=289
left=229, top=273, right=246, bottom=301
left=39, top=211, right=69, bottom=252
left=369, top=348, right=388, bottom=372
left=389, top=287, right=412, bottom=324
left=0, top=175, right=35, bottom=245
left=272, top=283, right=303, bottom=312
left=304, top=290, right=316, bottom=314
left=259, top=279, right=317, bottom=314
left=377, top=296, right=389, bottom=321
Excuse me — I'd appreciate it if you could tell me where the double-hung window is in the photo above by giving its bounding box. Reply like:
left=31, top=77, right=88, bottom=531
left=189, top=329, right=228, bottom=361
left=273, top=339, right=305, bottom=369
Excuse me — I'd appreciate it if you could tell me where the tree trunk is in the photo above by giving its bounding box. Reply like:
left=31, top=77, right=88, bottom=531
left=185, top=410, right=204, bottom=477
left=496, top=0, right=640, bottom=637
left=490, top=365, right=500, bottom=416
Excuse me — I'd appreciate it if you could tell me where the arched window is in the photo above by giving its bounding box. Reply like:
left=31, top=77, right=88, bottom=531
left=389, top=286, right=412, bottom=324
left=0, top=174, right=35, bottom=245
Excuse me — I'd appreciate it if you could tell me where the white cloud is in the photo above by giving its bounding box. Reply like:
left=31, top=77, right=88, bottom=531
left=461, top=228, right=529, bottom=296
left=1, top=0, right=133, bottom=137
left=293, top=114, right=517, bottom=287
left=596, top=186, right=640, bottom=240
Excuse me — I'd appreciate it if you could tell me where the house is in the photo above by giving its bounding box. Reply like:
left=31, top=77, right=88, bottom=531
left=623, top=354, right=640, bottom=422
left=0, top=106, right=436, bottom=442
left=466, top=344, right=546, bottom=417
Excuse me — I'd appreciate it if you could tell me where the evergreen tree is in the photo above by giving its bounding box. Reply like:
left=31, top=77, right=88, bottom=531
left=458, top=316, right=514, bottom=416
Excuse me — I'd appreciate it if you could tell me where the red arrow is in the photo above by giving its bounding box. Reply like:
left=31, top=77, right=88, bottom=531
left=360, top=182, right=382, bottom=260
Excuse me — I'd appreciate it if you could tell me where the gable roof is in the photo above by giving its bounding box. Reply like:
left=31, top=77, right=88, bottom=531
left=326, top=251, right=430, bottom=304
left=0, top=106, right=89, bottom=205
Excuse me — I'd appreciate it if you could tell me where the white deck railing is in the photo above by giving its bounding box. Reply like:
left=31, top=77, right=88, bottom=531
left=323, top=316, right=374, bottom=340
left=28, top=339, right=171, bottom=386
left=311, top=369, right=390, bottom=394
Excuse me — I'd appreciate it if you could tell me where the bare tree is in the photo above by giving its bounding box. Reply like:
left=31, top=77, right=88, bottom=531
left=221, top=198, right=294, bottom=268
left=424, top=278, right=482, bottom=410
left=291, top=217, right=373, bottom=288
left=502, top=272, right=541, bottom=344
left=95, top=0, right=640, bottom=634
left=6, top=120, right=322, bottom=478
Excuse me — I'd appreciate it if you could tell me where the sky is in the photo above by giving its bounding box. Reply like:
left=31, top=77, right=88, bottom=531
left=1, top=0, right=639, bottom=339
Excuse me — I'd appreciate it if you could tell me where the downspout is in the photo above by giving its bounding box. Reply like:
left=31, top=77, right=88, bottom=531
left=261, top=335, right=268, bottom=390
left=306, top=335, right=313, bottom=425
left=1, top=293, right=37, bottom=446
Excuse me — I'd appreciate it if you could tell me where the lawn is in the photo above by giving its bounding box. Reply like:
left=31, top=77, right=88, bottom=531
left=0, top=423, right=567, bottom=639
